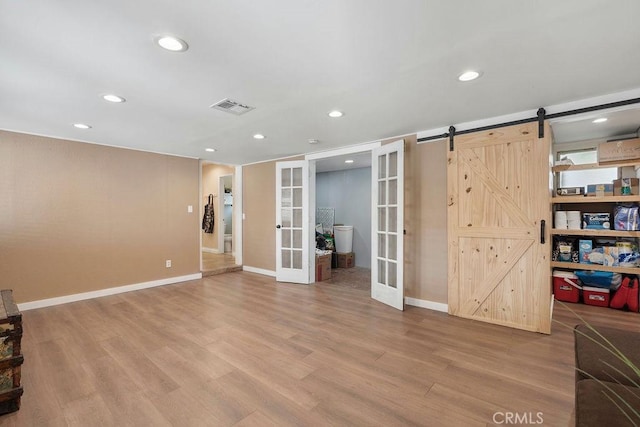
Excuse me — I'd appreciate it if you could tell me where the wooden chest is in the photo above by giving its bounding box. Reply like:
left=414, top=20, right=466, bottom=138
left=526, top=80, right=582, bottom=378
left=0, top=290, right=23, bottom=415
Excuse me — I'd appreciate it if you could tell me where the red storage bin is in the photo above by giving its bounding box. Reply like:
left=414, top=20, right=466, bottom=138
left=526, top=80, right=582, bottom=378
left=583, top=286, right=610, bottom=307
left=553, top=270, right=581, bottom=303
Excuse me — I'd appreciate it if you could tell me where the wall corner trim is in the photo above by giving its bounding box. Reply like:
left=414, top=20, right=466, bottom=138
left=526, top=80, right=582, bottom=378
left=242, top=266, right=276, bottom=277
left=405, top=296, right=448, bottom=313
left=17, top=273, right=203, bottom=311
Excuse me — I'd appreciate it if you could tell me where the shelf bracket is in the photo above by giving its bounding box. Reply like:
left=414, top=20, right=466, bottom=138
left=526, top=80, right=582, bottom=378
left=537, top=107, right=546, bottom=139
left=448, top=126, right=456, bottom=152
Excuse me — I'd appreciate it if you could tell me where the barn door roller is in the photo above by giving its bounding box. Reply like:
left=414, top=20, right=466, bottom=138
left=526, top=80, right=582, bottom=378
left=537, top=108, right=546, bottom=139
left=448, top=126, right=456, bottom=152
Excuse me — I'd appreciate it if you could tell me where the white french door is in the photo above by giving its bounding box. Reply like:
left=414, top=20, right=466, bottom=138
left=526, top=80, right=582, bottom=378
left=275, top=161, right=311, bottom=284
left=371, top=140, right=404, bottom=310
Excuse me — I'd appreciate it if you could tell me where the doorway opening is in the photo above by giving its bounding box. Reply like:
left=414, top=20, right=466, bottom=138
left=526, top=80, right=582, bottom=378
left=314, top=152, right=372, bottom=293
left=201, top=162, right=241, bottom=276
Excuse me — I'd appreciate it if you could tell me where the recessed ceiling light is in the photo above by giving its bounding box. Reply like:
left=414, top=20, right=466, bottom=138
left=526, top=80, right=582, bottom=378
left=73, top=123, right=91, bottom=129
left=345, top=159, right=354, bottom=164
left=205, top=148, right=216, bottom=152
left=308, top=139, right=319, bottom=144
left=102, top=94, right=126, bottom=103
left=458, top=70, right=481, bottom=82
left=328, top=110, right=344, bottom=118
left=253, top=134, right=265, bottom=140
left=156, top=35, right=189, bottom=52
left=592, top=118, right=608, bottom=123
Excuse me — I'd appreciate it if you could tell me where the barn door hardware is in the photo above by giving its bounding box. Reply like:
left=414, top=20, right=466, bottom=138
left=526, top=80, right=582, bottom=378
left=417, top=98, right=640, bottom=145
left=448, top=126, right=456, bottom=151
left=537, top=108, right=546, bottom=138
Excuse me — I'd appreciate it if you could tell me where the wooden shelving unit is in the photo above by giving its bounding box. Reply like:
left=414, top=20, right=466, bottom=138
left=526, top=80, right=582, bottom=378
left=550, top=229, right=640, bottom=238
left=551, top=261, right=640, bottom=275
left=553, top=195, right=640, bottom=204
left=552, top=160, right=640, bottom=275
left=552, top=161, right=640, bottom=173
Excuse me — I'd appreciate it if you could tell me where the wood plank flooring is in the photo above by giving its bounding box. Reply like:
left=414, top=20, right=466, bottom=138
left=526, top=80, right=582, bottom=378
left=3, top=271, right=640, bottom=426
left=202, top=253, right=241, bottom=277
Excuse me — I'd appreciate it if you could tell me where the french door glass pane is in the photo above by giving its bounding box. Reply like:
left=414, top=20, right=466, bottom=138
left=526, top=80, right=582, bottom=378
left=293, top=188, right=302, bottom=207
left=378, top=233, right=386, bottom=258
left=281, top=168, right=291, bottom=187
left=292, top=167, right=302, bottom=186
left=388, top=262, right=397, bottom=288
left=293, top=209, right=302, bottom=227
left=292, top=250, right=302, bottom=269
left=378, top=208, right=386, bottom=232
left=388, top=179, right=397, bottom=204
left=282, top=229, right=291, bottom=248
left=293, top=230, right=302, bottom=249
left=378, top=154, right=387, bottom=179
left=282, top=250, right=291, bottom=268
left=389, top=152, right=398, bottom=178
left=378, top=181, right=386, bottom=205
left=388, top=234, right=397, bottom=260
left=282, top=209, right=292, bottom=227
left=378, top=259, right=386, bottom=285
left=282, top=189, right=292, bottom=207
left=388, top=207, right=397, bottom=232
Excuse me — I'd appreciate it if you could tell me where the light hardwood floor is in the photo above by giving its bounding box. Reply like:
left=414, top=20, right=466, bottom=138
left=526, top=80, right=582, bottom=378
left=202, top=252, right=241, bottom=277
left=2, top=272, right=640, bottom=426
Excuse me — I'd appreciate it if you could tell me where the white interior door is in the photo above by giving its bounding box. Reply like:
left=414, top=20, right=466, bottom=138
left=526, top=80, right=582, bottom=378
left=371, top=140, right=404, bottom=310
left=276, top=160, right=310, bottom=284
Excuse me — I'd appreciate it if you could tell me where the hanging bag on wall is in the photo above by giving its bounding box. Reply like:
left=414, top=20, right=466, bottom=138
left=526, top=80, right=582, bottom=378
left=202, top=194, right=215, bottom=234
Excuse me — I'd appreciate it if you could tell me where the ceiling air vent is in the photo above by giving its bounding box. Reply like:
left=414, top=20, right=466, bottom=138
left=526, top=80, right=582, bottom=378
left=209, top=98, right=255, bottom=115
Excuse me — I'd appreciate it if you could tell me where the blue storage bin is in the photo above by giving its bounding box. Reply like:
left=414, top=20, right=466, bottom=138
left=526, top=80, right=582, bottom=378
left=575, top=270, right=622, bottom=290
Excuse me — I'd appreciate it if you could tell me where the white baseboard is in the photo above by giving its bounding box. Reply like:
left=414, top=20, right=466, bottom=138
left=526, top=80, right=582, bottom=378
left=18, top=273, right=203, bottom=311
left=242, top=266, right=276, bottom=277
left=202, top=247, right=222, bottom=254
left=405, top=296, right=448, bottom=313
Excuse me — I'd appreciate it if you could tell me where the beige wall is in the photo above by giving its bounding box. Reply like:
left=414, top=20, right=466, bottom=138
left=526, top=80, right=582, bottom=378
left=0, top=130, right=200, bottom=303
left=401, top=136, right=448, bottom=303
left=242, top=161, right=277, bottom=271
left=241, top=141, right=449, bottom=304
left=242, top=156, right=302, bottom=271
left=202, top=163, right=234, bottom=251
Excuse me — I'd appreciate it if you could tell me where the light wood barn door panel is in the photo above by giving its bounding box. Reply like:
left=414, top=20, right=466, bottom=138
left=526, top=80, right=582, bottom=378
left=447, top=123, right=552, bottom=334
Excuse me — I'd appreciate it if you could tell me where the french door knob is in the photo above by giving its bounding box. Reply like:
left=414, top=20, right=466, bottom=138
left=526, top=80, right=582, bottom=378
left=276, top=225, right=281, bottom=229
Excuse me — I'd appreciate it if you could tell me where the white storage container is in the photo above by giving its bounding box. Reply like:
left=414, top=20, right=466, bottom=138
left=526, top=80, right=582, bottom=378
left=334, top=226, right=354, bottom=253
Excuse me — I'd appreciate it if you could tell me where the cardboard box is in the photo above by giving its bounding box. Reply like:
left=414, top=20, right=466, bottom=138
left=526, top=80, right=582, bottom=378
left=598, top=138, right=640, bottom=163
left=337, top=252, right=355, bottom=268
left=316, top=254, right=331, bottom=281
left=579, top=240, right=593, bottom=264
left=556, top=187, right=585, bottom=196
left=586, top=184, right=613, bottom=197
left=613, top=178, right=640, bottom=196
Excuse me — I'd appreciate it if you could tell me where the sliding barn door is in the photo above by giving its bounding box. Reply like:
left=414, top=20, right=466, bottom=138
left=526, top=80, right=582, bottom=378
left=448, top=123, right=552, bottom=334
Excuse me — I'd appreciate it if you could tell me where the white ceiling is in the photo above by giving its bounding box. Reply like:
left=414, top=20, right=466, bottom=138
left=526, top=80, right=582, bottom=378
left=2, top=1, right=640, bottom=164
left=316, top=151, right=372, bottom=173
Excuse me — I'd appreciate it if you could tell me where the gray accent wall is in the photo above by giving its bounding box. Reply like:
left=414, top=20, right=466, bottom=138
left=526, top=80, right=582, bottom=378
left=316, top=167, right=371, bottom=268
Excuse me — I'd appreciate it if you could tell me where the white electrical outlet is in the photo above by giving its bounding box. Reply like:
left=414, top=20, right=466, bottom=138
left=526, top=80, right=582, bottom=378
left=187, top=205, right=193, bottom=213
left=165, top=260, right=172, bottom=268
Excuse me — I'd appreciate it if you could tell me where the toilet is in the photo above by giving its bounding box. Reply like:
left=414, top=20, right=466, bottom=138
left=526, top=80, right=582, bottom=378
left=224, top=234, right=232, bottom=253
